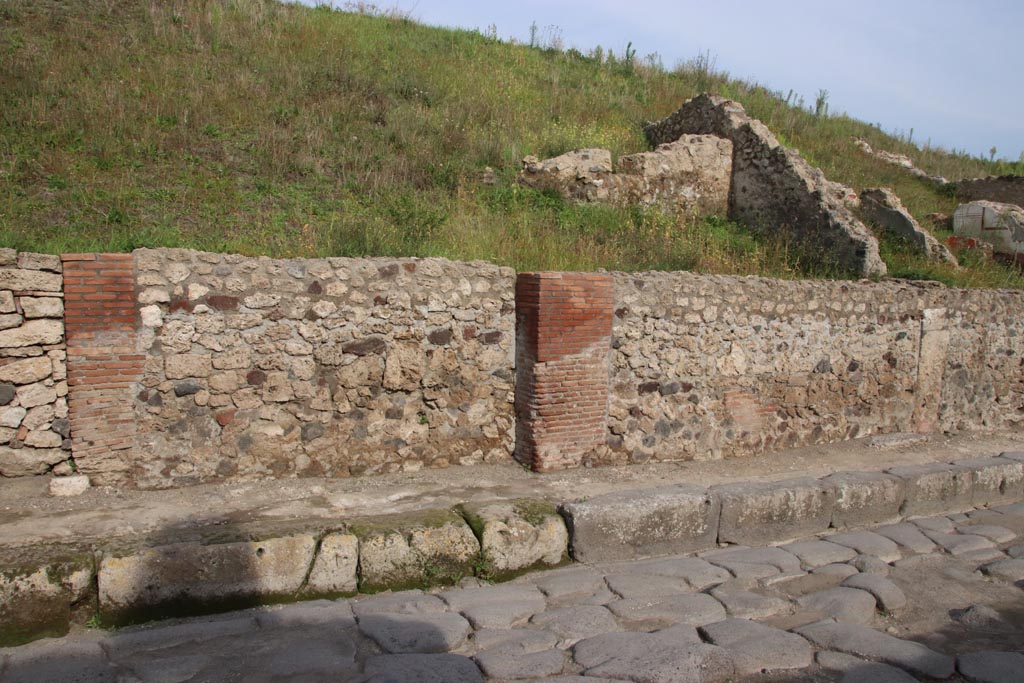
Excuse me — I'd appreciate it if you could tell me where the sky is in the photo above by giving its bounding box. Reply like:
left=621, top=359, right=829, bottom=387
left=307, top=0, right=1024, bottom=162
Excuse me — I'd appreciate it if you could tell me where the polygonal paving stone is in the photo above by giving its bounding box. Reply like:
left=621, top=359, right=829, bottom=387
left=255, top=599, right=355, bottom=629
left=708, top=583, right=792, bottom=620
left=796, top=587, right=877, bottom=625
left=575, top=627, right=734, bottom=683
left=811, top=563, right=861, bottom=579
left=955, top=524, right=1017, bottom=544
left=873, top=523, right=938, bottom=554
left=532, top=567, right=606, bottom=602
left=850, top=554, right=891, bottom=575
left=701, top=547, right=803, bottom=573
left=440, top=584, right=546, bottom=613
left=475, top=648, right=567, bottom=679
left=781, top=540, right=857, bottom=568
left=573, top=626, right=703, bottom=669
left=921, top=530, right=996, bottom=556
left=606, top=592, right=726, bottom=629
left=913, top=516, right=957, bottom=533
left=796, top=620, right=955, bottom=679
left=840, top=574, right=907, bottom=612
left=529, top=605, right=621, bottom=646
left=358, top=612, right=472, bottom=653
left=824, top=531, right=902, bottom=563
left=840, top=661, right=921, bottom=683
left=958, top=548, right=1008, bottom=563
left=699, top=618, right=813, bottom=674
left=957, top=650, right=1024, bottom=683
left=2, top=637, right=120, bottom=683
left=604, top=573, right=690, bottom=599
left=363, top=653, right=483, bottom=683
left=630, top=556, right=732, bottom=590
left=980, top=558, right=1024, bottom=583
left=1006, top=544, right=1024, bottom=559
left=471, top=628, right=558, bottom=654
left=351, top=590, right=447, bottom=617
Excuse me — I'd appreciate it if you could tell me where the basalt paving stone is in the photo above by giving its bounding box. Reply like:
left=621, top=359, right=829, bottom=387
left=700, top=547, right=803, bottom=573
left=604, top=573, right=691, bottom=599
left=921, top=530, right=997, bottom=556
left=980, top=558, right=1024, bottom=583
left=350, top=590, right=448, bottom=617
left=956, top=650, right=1024, bottom=683
left=606, top=592, right=727, bottom=629
left=521, top=677, right=621, bottom=683
left=873, top=523, right=938, bottom=555
left=796, top=621, right=956, bottom=679
left=824, top=531, right=902, bottom=563
left=708, top=583, right=792, bottom=620
left=459, top=600, right=544, bottom=630
left=958, top=548, right=1008, bottom=563
left=1007, top=544, right=1024, bottom=559
left=529, top=605, right=622, bottom=646
left=1, top=637, right=120, bottom=683
left=441, top=584, right=547, bottom=613
left=954, top=524, right=1017, bottom=544
left=913, top=516, right=958, bottom=534
left=254, top=599, right=355, bottom=629
left=470, top=628, right=558, bottom=654
left=773, top=571, right=850, bottom=598
left=357, top=612, right=472, bottom=654
left=850, top=554, right=891, bottom=575
left=104, top=613, right=260, bottom=657
left=840, top=574, right=907, bottom=612
left=811, top=563, right=861, bottom=579
left=628, top=556, right=732, bottom=590
left=530, top=568, right=606, bottom=602
left=573, top=627, right=734, bottom=683
left=698, top=618, right=814, bottom=674
left=572, top=625, right=703, bottom=668
left=781, top=540, right=858, bottom=568
left=474, top=647, right=567, bottom=680
left=795, top=587, right=878, bottom=625
left=839, top=661, right=922, bottom=683
left=363, top=653, right=484, bottom=683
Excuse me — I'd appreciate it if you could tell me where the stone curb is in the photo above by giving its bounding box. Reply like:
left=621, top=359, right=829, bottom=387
left=3, top=453, right=1024, bottom=646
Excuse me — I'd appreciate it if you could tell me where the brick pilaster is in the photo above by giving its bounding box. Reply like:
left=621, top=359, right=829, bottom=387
left=514, top=272, right=613, bottom=471
left=62, top=253, right=141, bottom=483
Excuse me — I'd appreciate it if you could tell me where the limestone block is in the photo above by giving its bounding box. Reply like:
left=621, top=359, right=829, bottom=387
left=304, top=532, right=358, bottom=596
left=0, top=319, right=63, bottom=347
left=953, top=457, right=1024, bottom=507
left=562, top=485, right=720, bottom=562
left=164, top=354, right=213, bottom=379
left=354, top=510, right=480, bottom=592
left=953, top=200, right=1024, bottom=259
left=0, top=268, right=62, bottom=292
left=0, top=556, right=94, bottom=647
left=16, top=381, right=56, bottom=409
left=715, top=477, right=835, bottom=545
left=0, top=357, right=54, bottom=386
left=460, top=500, right=567, bottom=577
left=0, top=313, right=22, bottom=330
left=98, top=534, right=317, bottom=623
left=0, top=290, right=14, bottom=313
left=20, top=297, right=64, bottom=319
left=48, top=475, right=90, bottom=497
left=887, top=462, right=973, bottom=516
left=0, top=406, right=26, bottom=427
left=0, top=445, right=66, bottom=476
left=860, top=188, right=957, bottom=265
left=823, top=471, right=907, bottom=529
left=17, top=252, right=62, bottom=272
left=24, top=429, right=62, bottom=448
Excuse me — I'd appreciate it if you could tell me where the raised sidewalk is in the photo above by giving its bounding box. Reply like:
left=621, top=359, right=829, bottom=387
left=2, top=430, right=1023, bottom=646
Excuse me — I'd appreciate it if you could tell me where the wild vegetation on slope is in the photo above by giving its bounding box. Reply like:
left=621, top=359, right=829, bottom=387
left=1, top=0, right=1021, bottom=286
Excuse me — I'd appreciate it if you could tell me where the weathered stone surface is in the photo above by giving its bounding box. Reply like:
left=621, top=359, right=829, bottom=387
left=841, top=573, right=907, bottom=612
left=355, top=512, right=480, bottom=592
left=824, top=531, right=902, bottom=563
left=873, top=523, right=938, bottom=554
left=20, top=297, right=64, bottom=319
left=605, top=572, right=690, bottom=599
left=953, top=200, right=1024, bottom=261
left=48, top=475, right=89, bottom=497
left=956, top=650, right=1024, bottom=683
left=781, top=540, right=857, bottom=568
left=629, top=556, right=731, bottom=590
left=98, top=535, right=317, bottom=622
left=304, top=532, right=358, bottom=596
left=164, top=353, right=213, bottom=380
left=0, top=445, right=66, bottom=476
left=701, top=546, right=802, bottom=573
left=0, top=357, right=51, bottom=385
left=0, top=319, right=63, bottom=347
left=860, top=188, right=957, bottom=265
left=532, top=567, right=607, bottom=601
left=824, top=471, right=907, bottom=529
left=562, top=485, right=720, bottom=562
left=839, top=661, right=922, bottom=683
left=645, top=94, right=886, bottom=277
left=980, top=558, right=1024, bottom=583
left=0, top=267, right=62, bottom=292
left=0, top=558, right=93, bottom=647
left=796, top=587, right=877, bottom=624
left=16, top=252, right=61, bottom=272
left=579, top=631, right=735, bottom=683
left=471, top=627, right=558, bottom=653
left=708, top=583, right=792, bottom=620
left=254, top=599, right=354, bottom=629
left=475, top=648, right=567, bottom=679
left=1, top=637, right=118, bottom=682
left=358, top=612, right=471, bottom=653
left=363, top=653, right=484, bottom=683
left=351, top=590, right=447, bottom=617
left=888, top=462, right=974, bottom=516
left=441, top=584, right=546, bottom=629
left=956, top=523, right=1016, bottom=544
left=699, top=618, right=813, bottom=674
left=607, top=593, right=726, bottom=629
left=920, top=529, right=995, bottom=556
left=954, top=457, right=1024, bottom=507
left=797, top=620, right=955, bottom=678
left=461, top=500, right=567, bottom=577
left=530, top=605, right=621, bottom=645
left=715, top=478, right=835, bottom=545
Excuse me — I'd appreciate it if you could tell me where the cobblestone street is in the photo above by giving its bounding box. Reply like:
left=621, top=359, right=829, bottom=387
left=4, top=502, right=1023, bottom=683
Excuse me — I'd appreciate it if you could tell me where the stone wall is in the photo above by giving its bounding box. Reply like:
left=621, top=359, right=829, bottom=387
left=125, top=249, right=515, bottom=488
left=601, top=271, right=1024, bottom=466
left=0, top=250, right=70, bottom=476
left=956, top=176, right=1024, bottom=208
left=645, top=95, right=886, bottom=278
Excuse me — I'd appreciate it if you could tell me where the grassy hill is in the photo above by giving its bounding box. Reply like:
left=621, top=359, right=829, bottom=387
left=2, top=0, right=1022, bottom=287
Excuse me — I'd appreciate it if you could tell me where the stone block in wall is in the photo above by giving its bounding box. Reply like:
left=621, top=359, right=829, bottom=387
left=562, top=485, right=721, bottom=562
left=459, top=500, right=568, bottom=577
left=822, top=471, right=907, bottom=529
left=953, top=457, right=1024, bottom=507
left=859, top=188, right=957, bottom=265
left=887, top=462, right=973, bottom=517
left=953, top=200, right=1024, bottom=262
left=304, top=533, right=359, bottom=597
left=715, top=477, right=835, bottom=545
left=0, top=555, right=94, bottom=647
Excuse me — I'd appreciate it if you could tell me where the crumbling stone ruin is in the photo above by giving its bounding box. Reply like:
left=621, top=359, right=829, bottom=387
left=645, top=95, right=887, bottom=278
left=953, top=201, right=1024, bottom=266
left=853, top=138, right=949, bottom=187
left=519, top=135, right=733, bottom=217
left=859, top=188, right=958, bottom=265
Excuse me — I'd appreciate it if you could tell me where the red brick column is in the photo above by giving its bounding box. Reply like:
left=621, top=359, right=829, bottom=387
left=62, top=254, right=141, bottom=484
left=514, top=272, right=613, bottom=471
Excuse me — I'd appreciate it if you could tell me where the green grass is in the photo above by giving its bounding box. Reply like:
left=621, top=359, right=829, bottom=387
left=1, top=0, right=1022, bottom=286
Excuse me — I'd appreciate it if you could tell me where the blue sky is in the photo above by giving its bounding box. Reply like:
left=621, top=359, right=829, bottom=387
left=309, top=1, right=1023, bottom=161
